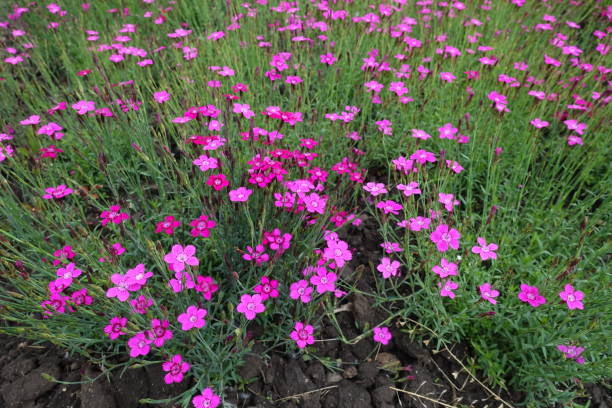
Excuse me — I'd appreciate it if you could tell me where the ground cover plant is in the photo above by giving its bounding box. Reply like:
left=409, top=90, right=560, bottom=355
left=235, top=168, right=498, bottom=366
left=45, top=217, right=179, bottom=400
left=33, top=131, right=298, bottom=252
left=0, top=0, right=610, bottom=407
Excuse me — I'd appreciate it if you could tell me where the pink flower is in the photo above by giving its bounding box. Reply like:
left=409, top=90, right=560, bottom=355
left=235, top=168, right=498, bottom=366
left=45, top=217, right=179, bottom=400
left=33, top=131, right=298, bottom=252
left=430, top=224, right=461, bottom=252
left=323, top=239, right=352, bottom=268
left=567, top=135, right=583, bottom=146
left=446, top=160, right=464, bottom=174
left=233, top=103, right=255, bottom=119
left=193, top=155, right=219, bottom=172
left=236, top=294, right=265, bottom=320
left=149, top=319, right=173, bottom=347
left=557, top=345, right=585, bottom=364
left=409, top=216, right=430, bottom=231
left=440, top=72, right=456, bottom=83
left=559, top=284, right=584, bottom=310
left=518, top=284, right=546, bottom=307
left=56, top=262, right=82, bottom=284
left=128, top=332, right=152, bottom=357
left=432, top=258, right=458, bottom=278
left=177, top=305, right=208, bottom=330
left=301, top=192, right=327, bottom=214
left=206, top=174, right=229, bottom=190
left=363, top=182, right=387, bottom=196
left=100, top=205, right=129, bottom=226
left=438, top=193, right=459, bottom=212
left=42, top=185, right=73, bottom=199
left=373, top=327, right=392, bottom=345
left=229, top=187, right=253, bottom=202
left=192, top=388, right=221, bottom=408
left=376, top=200, right=402, bottom=215
left=164, top=244, right=199, bottom=272
left=104, top=317, right=127, bottom=340
left=309, top=268, right=337, bottom=294
left=290, top=322, right=315, bottom=348
left=397, top=182, right=421, bottom=196
left=106, top=273, right=132, bottom=302
left=72, top=100, right=96, bottom=115
left=410, top=149, right=437, bottom=165
left=20, top=115, right=40, bottom=125
left=563, top=119, right=587, bottom=135
left=439, top=280, right=459, bottom=298
left=253, top=276, right=279, bottom=301
left=153, top=91, right=170, bottom=103
left=194, top=276, right=219, bottom=301
left=438, top=123, right=458, bottom=139
left=290, top=280, right=313, bottom=303
left=471, top=237, right=498, bottom=261
left=243, top=245, right=269, bottom=265
left=155, top=216, right=181, bottom=235
left=70, top=288, right=92, bottom=306
left=131, top=295, right=153, bottom=314
left=377, top=257, right=401, bottom=278
left=479, top=283, right=500, bottom=305
left=411, top=129, right=431, bottom=140
left=52, top=245, right=75, bottom=266
left=190, top=215, right=216, bottom=238
left=162, top=354, right=190, bottom=384
left=530, top=118, right=549, bottom=128
left=263, top=229, right=292, bottom=252
left=320, top=53, right=337, bottom=65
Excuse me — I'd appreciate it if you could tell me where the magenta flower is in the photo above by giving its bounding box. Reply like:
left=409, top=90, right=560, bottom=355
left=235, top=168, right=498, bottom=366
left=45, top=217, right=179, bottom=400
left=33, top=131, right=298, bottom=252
left=432, top=258, right=458, bottom=279
left=518, top=284, right=546, bottom=307
left=410, top=149, right=437, bottom=165
left=206, top=174, right=229, bottom=190
left=373, top=327, right=392, bottom=345
left=125, top=264, right=153, bottom=290
left=263, top=229, right=292, bottom=252
left=131, top=295, right=153, bottom=314
left=70, top=288, right=93, bottom=306
left=320, top=53, right=337, bottom=65
left=193, top=155, right=219, bottom=172
left=397, top=182, right=421, bottom=196
left=376, top=200, right=402, bottom=215
left=323, top=239, right=352, bottom=268
left=409, top=216, right=431, bottom=232
left=301, top=192, right=327, bottom=214
left=236, top=294, right=265, bottom=320
left=253, top=276, right=279, bottom=301
left=242, top=245, right=269, bottom=265
left=42, top=185, right=73, bottom=199
left=430, top=224, right=461, bottom=252
left=100, top=205, right=129, bottom=226
left=290, top=322, right=315, bottom=349
left=309, top=268, right=337, bottom=294
left=106, top=273, right=132, bottom=302
left=377, top=257, right=401, bottom=279
left=155, top=216, right=181, bottom=235
left=438, top=123, right=458, bottom=139
left=164, top=244, right=199, bottom=272
left=559, top=284, right=584, bottom=310
left=289, top=280, right=313, bottom=303
left=568, top=135, right=583, bottom=146
left=439, top=280, right=459, bottom=298
left=162, top=354, right=190, bottom=384
left=479, top=283, right=500, bottom=305
left=56, top=262, right=82, bottom=284
left=190, top=215, right=216, bottom=238
left=411, top=129, right=431, bottom=140
left=71, top=100, right=96, bottom=115
left=104, top=317, right=127, bottom=340
left=229, top=187, right=253, bottom=202
left=195, top=276, right=219, bottom=300
left=438, top=193, right=459, bottom=212
left=153, top=91, right=170, bottom=103
left=363, top=182, right=387, bottom=196
left=192, top=388, right=221, bottom=408
left=149, top=319, right=173, bottom=347
left=177, top=305, right=208, bottom=331
left=127, top=332, right=152, bottom=357
left=471, top=237, right=498, bottom=261
left=557, top=344, right=585, bottom=364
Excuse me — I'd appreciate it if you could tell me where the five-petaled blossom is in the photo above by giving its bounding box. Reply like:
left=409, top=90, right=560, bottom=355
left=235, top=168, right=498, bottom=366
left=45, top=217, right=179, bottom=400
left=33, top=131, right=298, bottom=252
left=479, top=283, right=500, bottom=304
left=177, top=305, right=208, bottom=330
left=162, top=354, right=190, bottom=384
left=430, top=224, right=461, bottom=252
left=164, top=244, right=199, bottom=272
left=518, top=284, right=546, bottom=307
left=290, top=321, right=315, bottom=349
left=236, top=294, right=265, bottom=320
left=373, top=326, right=392, bottom=345
left=192, top=388, right=221, bottom=408
left=559, top=284, right=584, bottom=310
left=471, top=237, right=498, bottom=261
